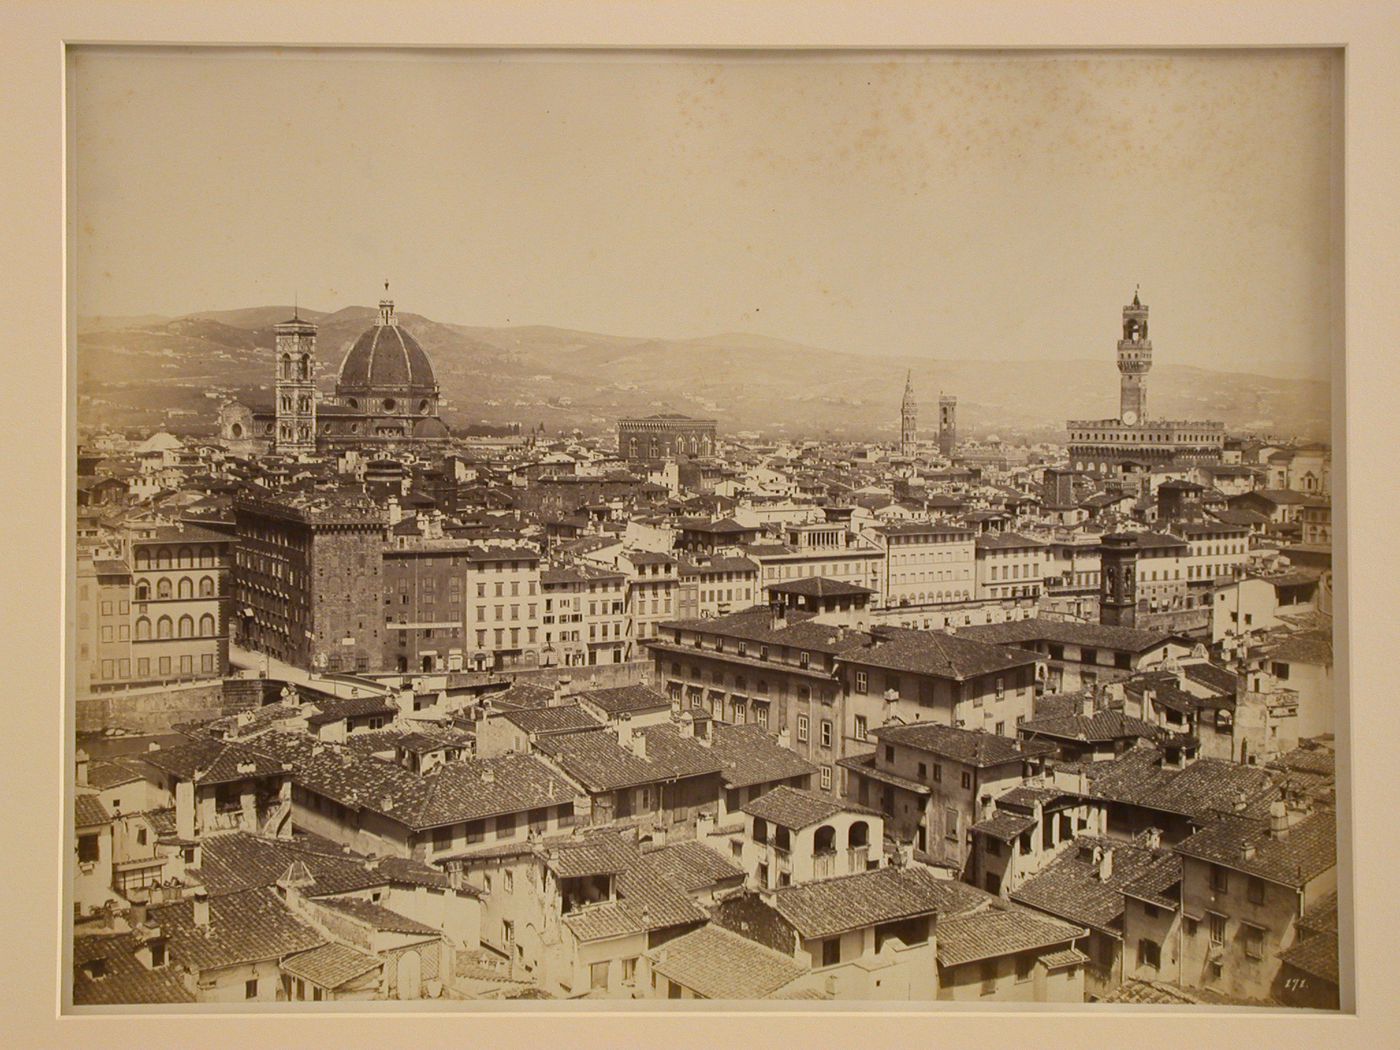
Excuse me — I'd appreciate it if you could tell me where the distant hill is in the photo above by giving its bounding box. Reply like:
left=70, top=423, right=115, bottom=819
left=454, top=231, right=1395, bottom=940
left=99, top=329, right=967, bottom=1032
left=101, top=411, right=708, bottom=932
left=75, top=307, right=1331, bottom=442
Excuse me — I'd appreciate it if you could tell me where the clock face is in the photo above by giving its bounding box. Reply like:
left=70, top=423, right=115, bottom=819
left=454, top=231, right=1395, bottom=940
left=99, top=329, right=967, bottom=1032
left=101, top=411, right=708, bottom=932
left=1121, top=410, right=1138, bottom=426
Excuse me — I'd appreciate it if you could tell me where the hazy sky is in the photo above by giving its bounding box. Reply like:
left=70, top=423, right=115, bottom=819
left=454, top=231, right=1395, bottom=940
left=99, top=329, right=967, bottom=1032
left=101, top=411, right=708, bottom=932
left=72, top=48, right=1339, bottom=380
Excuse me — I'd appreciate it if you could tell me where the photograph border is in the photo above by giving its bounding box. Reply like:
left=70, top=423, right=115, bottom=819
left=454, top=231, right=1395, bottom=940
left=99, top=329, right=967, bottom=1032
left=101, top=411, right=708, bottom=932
left=5, top=2, right=1397, bottom=1047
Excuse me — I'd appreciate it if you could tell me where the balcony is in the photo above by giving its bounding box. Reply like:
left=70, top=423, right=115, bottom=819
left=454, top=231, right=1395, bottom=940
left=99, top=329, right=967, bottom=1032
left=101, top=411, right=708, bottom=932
left=813, top=849, right=838, bottom=880
left=848, top=845, right=870, bottom=871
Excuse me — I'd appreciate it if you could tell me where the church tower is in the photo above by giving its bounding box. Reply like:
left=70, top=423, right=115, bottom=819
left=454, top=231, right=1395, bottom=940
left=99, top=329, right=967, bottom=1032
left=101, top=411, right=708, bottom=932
left=938, top=394, right=958, bottom=458
left=900, top=371, right=918, bottom=454
left=274, top=309, right=318, bottom=456
left=1117, top=287, right=1152, bottom=426
left=1099, top=533, right=1140, bottom=627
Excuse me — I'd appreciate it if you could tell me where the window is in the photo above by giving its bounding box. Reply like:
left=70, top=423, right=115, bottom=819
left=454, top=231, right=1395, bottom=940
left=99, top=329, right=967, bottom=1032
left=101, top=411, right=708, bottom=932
left=1242, top=924, right=1265, bottom=960
left=854, top=715, right=868, bottom=740
left=799, top=651, right=810, bottom=668
left=855, top=671, right=868, bottom=694
left=483, top=873, right=492, bottom=894
left=621, top=956, right=638, bottom=986
left=961, top=772, right=972, bottom=790
left=1210, top=865, right=1229, bottom=894
left=917, top=762, right=927, bottom=780
left=502, top=919, right=514, bottom=945
left=820, top=766, right=833, bottom=791
left=932, top=764, right=942, bottom=783
left=979, top=958, right=998, bottom=995
left=245, top=978, right=258, bottom=999
left=1208, top=913, right=1226, bottom=946
left=1137, top=939, right=1161, bottom=970
left=1015, top=954, right=1034, bottom=983
left=820, top=720, right=832, bottom=748
left=590, top=961, right=610, bottom=991
left=797, top=715, right=809, bottom=742
left=821, top=937, right=841, bottom=967
left=944, top=808, right=959, bottom=842
left=884, top=744, right=895, bottom=764
left=77, top=834, right=99, bottom=863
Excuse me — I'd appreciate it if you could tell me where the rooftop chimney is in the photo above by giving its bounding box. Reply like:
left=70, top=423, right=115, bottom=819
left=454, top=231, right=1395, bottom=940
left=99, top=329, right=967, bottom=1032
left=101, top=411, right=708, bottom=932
left=551, top=676, right=573, bottom=708
left=191, top=886, right=210, bottom=929
left=678, top=711, right=695, bottom=739
left=1097, top=846, right=1114, bottom=882
left=1080, top=693, right=1095, bottom=718
left=1269, top=799, right=1289, bottom=840
left=481, top=767, right=495, bottom=786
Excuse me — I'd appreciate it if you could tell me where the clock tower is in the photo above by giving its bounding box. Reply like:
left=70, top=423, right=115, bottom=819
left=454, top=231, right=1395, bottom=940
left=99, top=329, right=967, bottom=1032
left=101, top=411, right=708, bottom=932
left=1117, top=287, right=1151, bottom=425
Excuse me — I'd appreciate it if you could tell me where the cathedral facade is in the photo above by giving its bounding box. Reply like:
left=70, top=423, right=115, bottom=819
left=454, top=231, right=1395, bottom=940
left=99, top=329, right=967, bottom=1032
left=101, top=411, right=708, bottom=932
left=218, top=286, right=452, bottom=457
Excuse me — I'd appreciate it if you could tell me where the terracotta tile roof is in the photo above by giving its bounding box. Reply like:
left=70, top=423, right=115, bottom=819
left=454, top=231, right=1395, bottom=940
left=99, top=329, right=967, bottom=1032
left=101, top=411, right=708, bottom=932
left=872, top=722, right=1055, bottom=768
left=1267, top=747, right=1335, bottom=778
left=75, top=795, right=111, bottom=828
left=190, top=833, right=385, bottom=898
left=84, top=758, right=144, bottom=790
left=970, top=811, right=1037, bottom=841
left=280, top=942, right=382, bottom=989
left=836, top=751, right=931, bottom=794
left=1174, top=810, right=1336, bottom=888
left=1011, top=836, right=1175, bottom=934
left=139, top=739, right=288, bottom=786
left=72, top=933, right=195, bottom=1005
left=1299, top=889, right=1339, bottom=935
left=574, top=684, right=671, bottom=715
left=153, top=886, right=324, bottom=972
left=370, top=855, right=456, bottom=891
left=957, top=619, right=1175, bottom=654
left=742, top=785, right=880, bottom=829
left=1279, top=929, right=1339, bottom=985
left=641, top=840, right=744, bottom=892
left=1182, top=661, right=1240, bottom=696
left=767, top=577, right=873, bottom=598
left=660, top=606, right=873, bottom=656
left=706, top=722, right=819, bottom=788
left=650, top=924, right=808, bottom=999
left=543, top=833, right=636, bottom=878
left=840, top=627, right=1039, bottom=681
left=1085, top=745, right=1280, bottom=823
left=497, top=704, right=602, bottom=735
left=311, top=897, right=440, bottom=937
left=935, top=905, right=1086, bottom=967
left=1120, top=850, right=1183, bottom=909
left=534, top=728, right=720, bottom=792
left=485, top=681, right=557, bottom=710
left=1101, top=978, right=1282, bottom=1007
left=560, top=834, right=708, bottom=941
left=769, top=865, right=984, bottom=940
left=1038, top=947, right=1090, bottom=970
left=1021, top=709, right=1161, bottom=745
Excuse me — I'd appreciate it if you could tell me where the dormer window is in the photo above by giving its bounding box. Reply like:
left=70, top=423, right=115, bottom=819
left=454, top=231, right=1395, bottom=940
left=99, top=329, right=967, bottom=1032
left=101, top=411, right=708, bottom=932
left=81, top=958, right=107, bottom=980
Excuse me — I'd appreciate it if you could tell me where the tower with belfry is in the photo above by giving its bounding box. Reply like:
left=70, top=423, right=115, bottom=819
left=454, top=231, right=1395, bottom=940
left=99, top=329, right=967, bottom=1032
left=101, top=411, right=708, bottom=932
left=900, top=371, right=918, bottom=454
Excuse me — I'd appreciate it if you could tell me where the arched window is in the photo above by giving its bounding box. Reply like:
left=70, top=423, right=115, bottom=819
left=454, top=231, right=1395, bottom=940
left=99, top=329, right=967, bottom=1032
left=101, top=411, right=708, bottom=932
left=135, top=549, right=151, bottom=570
left=178, top=615, right=194, bottom=638
left=156, top=547, right=172, bottom=570
left=198, top=576, right=215, bottom=597
left=199, top=614, right=216, bottom=636
left=199, top=546, right=215, bottom=567
left=848, top=821, right=869, bottom=849
left=156, top=579, right=172, bottom=599
left=135, top=581, right=150, bottom=601
left=178, top=546, right=193, bottom=569
left=135, top=617, right=151, bottom=641
left=752, top=817, right=768, bottom=844
left=814, top=825, right=836, bottom=854
left=177, top=577, right=193, bottom=599
left=156, top=616, right=173, bottom=640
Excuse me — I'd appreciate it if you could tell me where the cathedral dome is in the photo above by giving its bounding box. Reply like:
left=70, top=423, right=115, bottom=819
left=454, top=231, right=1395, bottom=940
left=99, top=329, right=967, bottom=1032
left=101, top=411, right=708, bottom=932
left=335, top=290, right=439, bottom=409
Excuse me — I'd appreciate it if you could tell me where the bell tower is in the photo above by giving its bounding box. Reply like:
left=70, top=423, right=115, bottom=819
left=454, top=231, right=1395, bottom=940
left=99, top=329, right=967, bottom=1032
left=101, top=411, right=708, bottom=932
left=1099, top=533, right=1140, bottom=627
left=1117, top=287, right=1151, bottom=426
left=938, top=394, right=958, bottom=458
left=274, top=307, right=318, bottom=456
left=900, top=371, right=918, bottom=455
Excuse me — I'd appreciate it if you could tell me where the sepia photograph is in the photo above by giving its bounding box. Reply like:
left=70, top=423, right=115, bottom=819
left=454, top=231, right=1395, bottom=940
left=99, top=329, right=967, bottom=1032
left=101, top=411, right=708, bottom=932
left=64, top=41, right=1346, bottom=1013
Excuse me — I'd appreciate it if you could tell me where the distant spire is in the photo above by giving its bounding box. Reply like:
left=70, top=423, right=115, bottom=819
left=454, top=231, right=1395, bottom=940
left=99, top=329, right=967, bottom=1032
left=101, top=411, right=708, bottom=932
left=293, top=289, right=298, bottom=320
left=1132, top=284, right=1141, bottom=307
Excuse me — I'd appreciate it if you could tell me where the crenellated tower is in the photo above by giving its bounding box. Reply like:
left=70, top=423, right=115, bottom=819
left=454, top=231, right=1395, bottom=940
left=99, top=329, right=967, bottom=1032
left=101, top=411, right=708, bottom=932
left=1117, top=287, right=1152, bottom=426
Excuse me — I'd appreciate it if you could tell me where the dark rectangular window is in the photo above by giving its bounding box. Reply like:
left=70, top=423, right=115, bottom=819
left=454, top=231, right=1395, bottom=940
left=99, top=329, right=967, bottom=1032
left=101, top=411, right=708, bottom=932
left=77, top=834, right=99, bottom=863
left=245, top=978, right=258, bottom=999
left=821, top=937, right=841, bottom=967
left=1210, top=865, right=1229, bottom=894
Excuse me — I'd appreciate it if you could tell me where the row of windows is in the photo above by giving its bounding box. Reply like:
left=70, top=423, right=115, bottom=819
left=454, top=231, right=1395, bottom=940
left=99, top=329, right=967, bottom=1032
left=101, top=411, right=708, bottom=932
left=133, top=545, right=220, bottom=570
left=94, top=653, right=216, bottom=680
left=134, top=575, right=218, bottom=600
left=134, top=614, right=218, bottom=640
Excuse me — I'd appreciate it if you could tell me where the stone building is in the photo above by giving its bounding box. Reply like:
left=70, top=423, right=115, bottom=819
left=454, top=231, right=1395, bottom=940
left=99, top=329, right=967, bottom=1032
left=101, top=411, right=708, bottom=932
left=617, top=413, right=717, bottom=464
left=1066, top=292, right=1224, bottom=474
